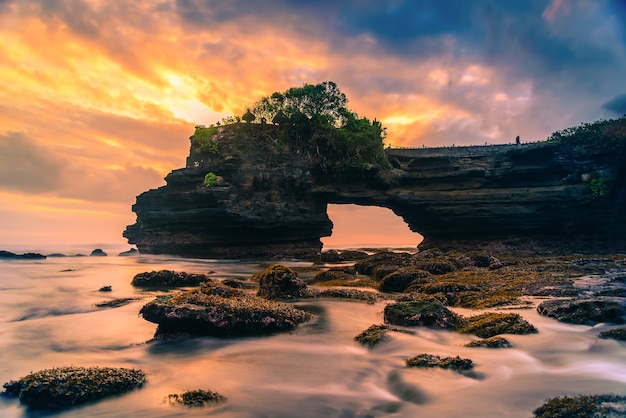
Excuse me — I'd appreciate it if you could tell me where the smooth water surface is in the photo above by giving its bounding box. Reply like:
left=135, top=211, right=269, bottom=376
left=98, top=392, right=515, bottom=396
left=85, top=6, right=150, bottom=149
left=1, top=253, right=625, bottom=417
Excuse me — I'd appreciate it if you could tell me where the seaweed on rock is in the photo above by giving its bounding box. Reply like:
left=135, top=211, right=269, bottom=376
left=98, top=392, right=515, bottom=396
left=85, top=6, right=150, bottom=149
left=2, top=367, right=146, bottom=410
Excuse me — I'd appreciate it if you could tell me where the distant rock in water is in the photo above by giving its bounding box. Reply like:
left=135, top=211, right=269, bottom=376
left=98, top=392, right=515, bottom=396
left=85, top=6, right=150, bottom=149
left=0, top=250, right=46, bottom=260
left=90, top=249, right=107, bottom=257
left=118, top=248, right=138, bottom=256
left=47, top=253, right=66, bottom=257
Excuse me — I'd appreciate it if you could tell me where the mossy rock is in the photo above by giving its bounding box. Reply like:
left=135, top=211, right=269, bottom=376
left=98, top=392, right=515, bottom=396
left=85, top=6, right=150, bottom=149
left=256, top=264, right=310, bottom=300
left=533, top=394, right=626, bottom=417
left=2, top=367, right=145, bottom=410
left=406, top=354, right=473, bottom=371
left=312, top=269, right=358, bottom=283
left=537, top=298, right=625, bottom=325
left=140, top=282, right=312, bottom=337
left=458, top=312, right=538, bottom=338
left=412, top=259, right=458, bottom=275
left=464, top=336, right=512, bottom=348
left=380, top=268, right=432, bottom=292
left=598, top=327, right=626, bottom=341
left=353, top=252, right=414, bottom=275
left=131, top=270, right=212, bottom=287
left=168, top=389, right=227, bottom=407
left=315, top=288, right=381, bottom=304
left=384, top=298, right=462, bottom=329
left=354, top=324, right=392, bottom=348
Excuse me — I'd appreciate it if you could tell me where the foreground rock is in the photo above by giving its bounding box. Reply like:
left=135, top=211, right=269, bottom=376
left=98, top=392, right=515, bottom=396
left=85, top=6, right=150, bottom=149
left=533, top=394, right=626, bottom=417
left=2, top=367, right=145, bottom=410
left=599, top=327, right=626, bottom=341
left=537, top=298, right=625, bottom=325
left=168, top=389, right=227, bottom=407
left=255, top=264, right=311, bottom=300
left=139, top=282, right=312, bottom=337
left=406, top=354, right=474, bottom=371
left=465, top=336, right=512, bottom=348
left=131, top=270, right=212, bottom=287
left=458, top=313, right=538, bottom=338
left=384, top=298, right=462, bottom=329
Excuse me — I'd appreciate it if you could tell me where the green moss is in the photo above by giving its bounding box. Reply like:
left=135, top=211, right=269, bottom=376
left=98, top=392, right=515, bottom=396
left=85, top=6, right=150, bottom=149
left=191, top=126, right=219, bottom=154
left=168, top=389, right=227, bottom=407
left=2, top=367, right=145, bottom=410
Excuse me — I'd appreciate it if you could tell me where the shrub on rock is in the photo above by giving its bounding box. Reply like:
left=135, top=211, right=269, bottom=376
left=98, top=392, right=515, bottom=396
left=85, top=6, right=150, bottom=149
left=2, top=366, right=145, bottom=410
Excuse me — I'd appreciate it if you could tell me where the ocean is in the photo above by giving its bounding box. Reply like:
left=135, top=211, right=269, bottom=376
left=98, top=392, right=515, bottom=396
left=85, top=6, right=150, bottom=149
left=1, top=249, right=625, bottom=417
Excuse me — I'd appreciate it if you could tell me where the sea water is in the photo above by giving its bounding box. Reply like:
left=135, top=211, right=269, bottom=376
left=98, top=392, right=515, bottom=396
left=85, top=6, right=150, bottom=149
left=1, top=251, right=625, bottom=417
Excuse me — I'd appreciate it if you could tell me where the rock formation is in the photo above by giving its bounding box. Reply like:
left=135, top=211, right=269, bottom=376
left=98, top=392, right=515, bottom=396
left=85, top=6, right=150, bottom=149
left=124, top=119, right=626, bottom=259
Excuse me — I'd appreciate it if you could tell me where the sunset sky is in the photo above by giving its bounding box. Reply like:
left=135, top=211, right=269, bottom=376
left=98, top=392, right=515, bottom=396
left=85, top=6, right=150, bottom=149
left=1, top=0, right=625, bottom=251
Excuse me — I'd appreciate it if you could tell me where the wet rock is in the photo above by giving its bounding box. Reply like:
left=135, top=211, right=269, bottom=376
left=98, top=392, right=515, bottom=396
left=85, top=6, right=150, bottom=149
left=256, top=264, right=310, bottom=300
left=320, top=249, right=341, bottom=262
left=2, top=366, right=145, bottom=410
left=337, top=250, right=369, bottom=261
left=464, top=336, right=512, bottom=348
left=168, top=389, right=227, bottom=407
left=537, top=298, right=625, bottom=325
left=411, top=259, right=457, bottom=275
left=384, top=298, right=462, bottom=329
left=140, top=282, right=312, bottom=337
left=312, top=269, right=358, bottom=283
left=353, top=252, right=414, bottom=275
left=90, top=249, right=107, bottom=256
left=354, top=324, right=392, bottom=348
left=458, top=312, right=538, bottom=338
left=406, top=354, right=473, bottom=371
left=315, top=288, right=381, bottom=304
left=0, top=250, right=46, bottom=259
left=598, top=327, right=626, bottom=341
left=221, top=278, right=256, bottom=289
left=98, top=285, right=112, bottom=292
left=131, top=270, right=212, bottom=287
left=533, top=394, right=626, bottom=418
left=118, top=248, right=138, bottom=256
left=379, top=268, right=432, bottom=293
left=95, top=298, right=139, bottom=308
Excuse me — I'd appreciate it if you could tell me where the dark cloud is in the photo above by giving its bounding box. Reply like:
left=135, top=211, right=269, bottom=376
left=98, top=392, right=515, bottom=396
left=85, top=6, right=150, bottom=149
left=0, top=132, right=64, bottom=193
left=603, top=94, right=626, bottom=116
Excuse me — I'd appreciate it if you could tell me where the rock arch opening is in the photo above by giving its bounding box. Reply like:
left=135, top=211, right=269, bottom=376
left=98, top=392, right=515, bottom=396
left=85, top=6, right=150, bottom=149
left=321, top=204, right=423, bottom=250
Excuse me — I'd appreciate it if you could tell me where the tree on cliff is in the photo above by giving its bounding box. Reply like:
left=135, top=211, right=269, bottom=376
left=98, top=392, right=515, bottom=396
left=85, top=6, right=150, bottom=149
left=246, top=81, right=390, bottom=172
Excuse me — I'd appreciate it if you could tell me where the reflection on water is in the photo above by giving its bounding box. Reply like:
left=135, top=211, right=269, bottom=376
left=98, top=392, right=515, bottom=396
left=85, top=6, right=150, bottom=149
left=1, top=254, right=625, bottom=417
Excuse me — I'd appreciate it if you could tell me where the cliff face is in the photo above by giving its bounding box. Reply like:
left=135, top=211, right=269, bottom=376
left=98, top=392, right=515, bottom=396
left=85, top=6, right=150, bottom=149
left=125, top=124, right=626, bottom=258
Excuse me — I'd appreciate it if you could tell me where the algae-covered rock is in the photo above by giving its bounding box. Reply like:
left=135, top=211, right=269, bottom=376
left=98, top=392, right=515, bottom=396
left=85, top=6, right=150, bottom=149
left=2, top=366, right=145, bottom=410
left=384, top=298, right=461, bottom=329
left=315, top=288, right=381, bottom=304
left=458, top=312, right=538, bottom=338
left=168, top=389, right=227, bottom=407
left=598, top=327, right=626, bottom=341
left=312, top=269, right=358, bottom=283
left=353, top=252, right=414, bottom=275
left=464, top=336, right=512, bottom=348
left=256, top=264, right=310, bottom=300
left=379, top=268, right=432, bottom=293
left=131, top=270, right=212, bottom=287
left=533, top=394, right=626, bottom=417
left=140, top=282, right=311, bottom=337
left=406, top=354, right=473, bottom=371
left=537, top=298, right=625, bottom=325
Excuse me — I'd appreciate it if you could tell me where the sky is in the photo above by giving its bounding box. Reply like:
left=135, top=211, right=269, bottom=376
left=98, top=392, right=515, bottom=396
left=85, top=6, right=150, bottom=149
left=1, top=0, right=625, bottom=251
